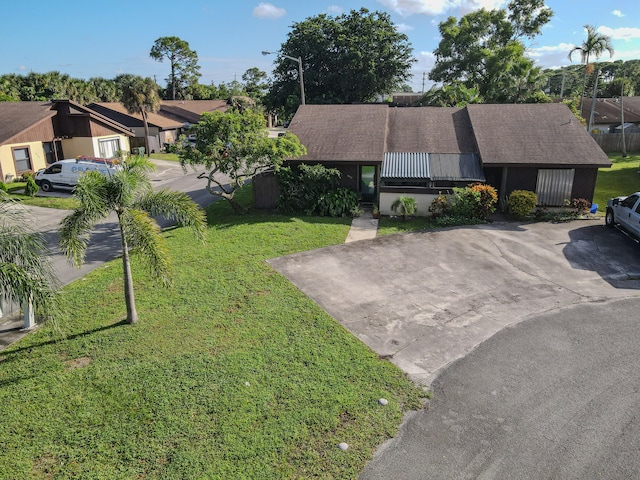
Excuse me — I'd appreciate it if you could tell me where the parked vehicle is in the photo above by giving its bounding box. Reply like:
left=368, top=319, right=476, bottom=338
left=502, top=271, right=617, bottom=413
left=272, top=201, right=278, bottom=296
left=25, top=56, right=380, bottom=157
left=34, top=157, right=120, bottom=192
left=606, top=192, right=640, bottom=238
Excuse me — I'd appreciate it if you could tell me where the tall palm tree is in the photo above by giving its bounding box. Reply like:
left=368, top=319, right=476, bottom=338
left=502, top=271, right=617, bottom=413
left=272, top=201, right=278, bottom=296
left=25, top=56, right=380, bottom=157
left=121, top=77, right=161, bottom=156
left=0, top=192, right=60, bottom=326
left=60, top=156, right=206, bottom=324
left=568, top=25, right=615, bottom=115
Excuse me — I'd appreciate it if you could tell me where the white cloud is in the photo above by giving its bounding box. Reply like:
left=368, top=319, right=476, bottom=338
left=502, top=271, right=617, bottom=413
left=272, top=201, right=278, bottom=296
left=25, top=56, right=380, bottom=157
left=528, top=43, right=576, bottom=68
left=377, top=0, right=506, bottom=17
left=597, top=26, right=640, bottom=41
left=327, top=5, right=343, bottom=15
left=18, top=65, right=28, bottom=71
left=612, top=9, right=624, bottom=18
left=253, top=2, right=286, bottom=19
left=396, top=23, right=414, bottom=33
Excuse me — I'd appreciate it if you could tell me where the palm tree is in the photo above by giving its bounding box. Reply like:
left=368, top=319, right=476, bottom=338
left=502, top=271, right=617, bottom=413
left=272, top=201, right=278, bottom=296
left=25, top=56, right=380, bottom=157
left=568, top=25, right=615, bottom=115
left=59, top=156, right=206, bottom=324
left=121, top=77, right=161, bottom=156
left=391, top=196, right=417, bottom=222
left=0, top=192, right=60, bottom=326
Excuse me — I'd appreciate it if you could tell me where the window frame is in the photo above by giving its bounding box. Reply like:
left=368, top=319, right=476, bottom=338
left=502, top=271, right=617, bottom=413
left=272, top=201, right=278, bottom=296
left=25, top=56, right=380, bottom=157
left=12, top=146, right=33, bottom=174
left=98, top=137, right=121, bottom=159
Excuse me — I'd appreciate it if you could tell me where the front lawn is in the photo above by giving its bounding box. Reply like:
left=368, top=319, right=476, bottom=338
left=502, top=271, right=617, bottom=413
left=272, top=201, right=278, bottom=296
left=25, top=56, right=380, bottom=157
left=0, top=187, right=425, bottom=479
left=594, top=152, right=640, bottom=210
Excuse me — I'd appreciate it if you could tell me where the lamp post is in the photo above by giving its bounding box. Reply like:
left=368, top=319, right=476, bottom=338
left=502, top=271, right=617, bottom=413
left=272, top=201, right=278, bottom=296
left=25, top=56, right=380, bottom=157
left=262, top=50, right=305, bottom=105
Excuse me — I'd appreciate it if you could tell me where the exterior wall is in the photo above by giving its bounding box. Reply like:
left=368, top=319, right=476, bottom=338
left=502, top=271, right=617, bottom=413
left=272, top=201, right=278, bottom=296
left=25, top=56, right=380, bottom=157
left=571, top=168, right=599, bottom=202
left=379, top=191, right=438, bottom=217
left=59, top=134, right=130, bottom=159
left=0, top=141, right=48, bottom=180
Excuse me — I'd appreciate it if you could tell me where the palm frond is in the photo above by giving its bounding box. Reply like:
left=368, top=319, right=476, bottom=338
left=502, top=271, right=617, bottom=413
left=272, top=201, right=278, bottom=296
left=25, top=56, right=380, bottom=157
left=59, top=208, right=103, bottom=267
left=137, top=189, right=207, bottom=240
left=120, top=209, right=172, bottom=287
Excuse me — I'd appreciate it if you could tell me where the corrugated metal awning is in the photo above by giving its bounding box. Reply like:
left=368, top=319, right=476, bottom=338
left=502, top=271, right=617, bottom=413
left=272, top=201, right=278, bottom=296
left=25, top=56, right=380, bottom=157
left=382, top=152, right=485, bottom=182
left=381, top=152, right=430, bottom=178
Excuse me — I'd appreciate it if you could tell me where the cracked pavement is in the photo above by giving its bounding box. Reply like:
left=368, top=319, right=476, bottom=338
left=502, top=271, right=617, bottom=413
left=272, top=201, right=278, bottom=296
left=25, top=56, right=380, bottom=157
left=268, top=219, right=640, bottom=385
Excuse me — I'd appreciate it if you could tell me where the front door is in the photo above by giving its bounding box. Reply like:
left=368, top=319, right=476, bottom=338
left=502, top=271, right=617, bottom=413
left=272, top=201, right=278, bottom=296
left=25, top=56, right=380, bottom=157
left=359, top=165, right=376, bottom=203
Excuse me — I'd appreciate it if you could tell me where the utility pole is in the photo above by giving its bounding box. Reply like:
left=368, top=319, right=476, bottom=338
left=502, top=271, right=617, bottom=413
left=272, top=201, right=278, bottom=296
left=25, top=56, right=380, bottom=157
left=587, top=69, right=600, bottom=133
left=621, top=67, right=627, bottom=158
left=559, top=67, right=566, bottom=98
left=422, top=72, right=426, bottom=94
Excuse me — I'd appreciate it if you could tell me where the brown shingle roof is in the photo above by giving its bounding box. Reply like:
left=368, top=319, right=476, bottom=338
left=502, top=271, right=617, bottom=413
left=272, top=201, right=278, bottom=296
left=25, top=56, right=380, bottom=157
left=467, top=103, right=611, bottom=167
left=288, top=104, right=389, bottom=162
left=579, top=96, right=640, bottom=125
left=159, top=100, right=229, bottom=124
left=0, top=102, right=55, bottom=145
left=89, top=102, right=184, bottom=129
left=386, top=107, right=476, bottom=153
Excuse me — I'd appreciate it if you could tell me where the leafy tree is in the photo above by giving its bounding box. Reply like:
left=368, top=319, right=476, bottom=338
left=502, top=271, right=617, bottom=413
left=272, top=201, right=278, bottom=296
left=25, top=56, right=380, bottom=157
left=421, top=83, right=481, bottom=106
left=121, top=76, right=161, bottom=156
left=89, top=77, right=119, bottom=102
left=179, top=108, right=306, bottom=214
left=0, top=192, right=60, bottom=325
left=429, top=0, right=552, bottom=103
left=59, top=156, right=206, bottom=324
left=150, top=36, right=201, bottom=100
left=242, top=68, right=270, bottom=103
left=568, top=25, right=615, bottom=113
left=266, top=8, right=414, bottom=116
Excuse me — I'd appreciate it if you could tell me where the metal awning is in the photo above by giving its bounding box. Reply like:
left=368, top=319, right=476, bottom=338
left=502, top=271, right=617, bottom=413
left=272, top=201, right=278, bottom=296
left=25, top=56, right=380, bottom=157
left=382, top=152, right=485, bottom=182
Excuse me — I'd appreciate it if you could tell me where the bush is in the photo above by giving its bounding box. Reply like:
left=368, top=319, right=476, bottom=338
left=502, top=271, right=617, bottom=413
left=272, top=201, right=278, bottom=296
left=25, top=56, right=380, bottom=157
left=316, top=188, right=359, bottom=217
left=508, top=190, right=537, bottom=218
left=569, top=198, right=590, bottom=216
left=22, top=173, right=39, bottom=197
left=391, top=196, right=417, bottom=221
left=469, top=183, right=498, bottom=219
left=449, top=187, right=481, bottom=219
left=428, top=194, right=450, bottom=219
left=0, top=182, right=7, bottom=193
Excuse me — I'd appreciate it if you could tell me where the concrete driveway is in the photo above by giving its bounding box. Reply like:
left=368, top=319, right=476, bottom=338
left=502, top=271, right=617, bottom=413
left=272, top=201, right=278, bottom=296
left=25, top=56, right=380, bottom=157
left=269, top=219, right=640, bottom=478
left=269, top=219, right=640, bottom=385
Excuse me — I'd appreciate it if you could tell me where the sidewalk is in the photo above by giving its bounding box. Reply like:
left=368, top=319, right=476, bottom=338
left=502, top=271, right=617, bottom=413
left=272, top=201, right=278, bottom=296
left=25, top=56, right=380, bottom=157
left=345, top=208, right=379, bottom=243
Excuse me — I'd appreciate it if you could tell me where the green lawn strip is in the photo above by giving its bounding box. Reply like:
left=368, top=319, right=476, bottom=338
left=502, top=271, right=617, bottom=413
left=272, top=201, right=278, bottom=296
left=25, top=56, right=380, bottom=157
left=0, top=186, right=425, bottom=479
left=150, top=153, right=180, bottom=162
left=594, top=153, right=640, bottom=211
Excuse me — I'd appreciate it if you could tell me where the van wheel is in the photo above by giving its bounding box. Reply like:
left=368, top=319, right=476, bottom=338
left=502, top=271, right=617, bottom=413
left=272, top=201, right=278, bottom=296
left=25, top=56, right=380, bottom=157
left=40, top=180, right=52, bottom=192
left=605, top=208, right=615, bottom=227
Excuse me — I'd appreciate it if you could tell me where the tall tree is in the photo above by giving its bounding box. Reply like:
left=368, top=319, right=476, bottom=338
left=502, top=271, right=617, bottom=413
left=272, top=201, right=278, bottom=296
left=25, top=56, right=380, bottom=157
left=568, top=25, right=615, bottom=113
left=429, top=0, right=552, bottom=103
left=121, top=76, right=161, bottom=156
left=60, top=156, right=206, bottom=324
left=150, top=36, right=201, bottom=100
left=179, top=107, right=306, bottom=214
left=266, top=8, right=414, bottom=116
left=0, top=192, right=60, bottom=325
left=242, top=67, right=269, bottom=103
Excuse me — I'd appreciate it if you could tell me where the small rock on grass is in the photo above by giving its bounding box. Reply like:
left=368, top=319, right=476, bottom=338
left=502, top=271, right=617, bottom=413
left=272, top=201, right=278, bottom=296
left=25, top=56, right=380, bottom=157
left=338, top=442, right=349, bottom=451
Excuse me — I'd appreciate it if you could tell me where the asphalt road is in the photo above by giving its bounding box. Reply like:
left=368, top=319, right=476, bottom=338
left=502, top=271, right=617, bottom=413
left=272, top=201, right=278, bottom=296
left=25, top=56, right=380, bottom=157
left=360, top=297, right=640, bottom=480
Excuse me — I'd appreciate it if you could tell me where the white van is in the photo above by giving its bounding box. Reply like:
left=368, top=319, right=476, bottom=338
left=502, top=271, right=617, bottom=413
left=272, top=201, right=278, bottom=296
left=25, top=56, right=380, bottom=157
left=35, top=157, right=121, bottom=192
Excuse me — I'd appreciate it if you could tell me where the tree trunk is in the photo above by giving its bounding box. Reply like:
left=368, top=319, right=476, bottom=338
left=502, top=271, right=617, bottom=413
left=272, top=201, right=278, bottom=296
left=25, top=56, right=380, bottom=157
left=142, top=110, right=151, bottom=157
left=222, top=192, right=246, bottom=214
left=119, top=218, right=138, bottom=324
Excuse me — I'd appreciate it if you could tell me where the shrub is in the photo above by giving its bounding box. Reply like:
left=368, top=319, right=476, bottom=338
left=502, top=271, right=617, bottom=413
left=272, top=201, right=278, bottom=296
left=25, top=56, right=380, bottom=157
left=391, top=196, right=417, bottom=221
left=23, top=173, right=39, bottom=197
left=508, top=190, right=537, bottom=218
left=428, top=194, right=450, bottom=219
left=469, top=183, right=498, bottom=219
left=449, top=187, right=481, bottom=219
left=316, top=188, right=359, bottom=217
left=0, top=182, right=7, bottom=193
left=569, top=198, right=590, bottom=216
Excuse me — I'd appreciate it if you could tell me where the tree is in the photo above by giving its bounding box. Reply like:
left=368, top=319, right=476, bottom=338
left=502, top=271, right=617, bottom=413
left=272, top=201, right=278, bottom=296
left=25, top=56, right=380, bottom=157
left=568, top=25, right=615, bottom=114
left=150, top=36, right=201, bottom=100
left=59, top=156, right=206, bottom=324
left=242, top=68, right=269, bottom=103
left=0, top=192, right=60, bottom=325
left=121, top=76, right=161, bottom=156
left=179, top=108, right=306, bottom=214
left=266, top=8, right=414, bottom=116
left=429, top=0, right=552, bottom=103
left=421, top=83, right=481, bottom=106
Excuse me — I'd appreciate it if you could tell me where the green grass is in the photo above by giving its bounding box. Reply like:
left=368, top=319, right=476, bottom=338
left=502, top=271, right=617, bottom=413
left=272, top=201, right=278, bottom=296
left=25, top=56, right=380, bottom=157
left=5, top=183, right=79, bottom=209
left=0, top=187, right=426, bottom=479
left=150, top=153, right=180, bottom=162
left=593, top=152, right=640, bottom=211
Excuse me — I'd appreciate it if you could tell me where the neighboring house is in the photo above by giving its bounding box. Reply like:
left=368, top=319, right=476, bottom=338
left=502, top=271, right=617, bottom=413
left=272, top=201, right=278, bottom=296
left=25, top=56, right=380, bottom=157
left=579, top=96, right=640, bottom=133
left=0, top=100, right=133, bottom=182
left=87, top=100, right=229, bottom=154
left=282, top=103, right=610, bottom=215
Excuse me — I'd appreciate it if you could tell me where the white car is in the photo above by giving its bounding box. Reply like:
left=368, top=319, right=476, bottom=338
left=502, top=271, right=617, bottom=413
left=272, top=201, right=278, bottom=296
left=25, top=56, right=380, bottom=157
left=35, top=157, right=120, bottom=192
left=606, top=192, right=640, bottom=238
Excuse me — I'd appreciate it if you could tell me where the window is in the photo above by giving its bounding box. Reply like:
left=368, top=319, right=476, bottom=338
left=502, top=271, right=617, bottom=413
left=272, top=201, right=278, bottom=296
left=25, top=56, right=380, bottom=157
left=13, top=147, right=32, bottom=173
left=622, top=194, right=639, bottom=209
left=98, top=137, right=121, bottom=158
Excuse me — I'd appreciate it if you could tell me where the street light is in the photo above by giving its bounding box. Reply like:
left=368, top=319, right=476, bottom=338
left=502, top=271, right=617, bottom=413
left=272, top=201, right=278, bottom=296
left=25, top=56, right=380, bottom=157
left=262, top=50, right=306, bottom=105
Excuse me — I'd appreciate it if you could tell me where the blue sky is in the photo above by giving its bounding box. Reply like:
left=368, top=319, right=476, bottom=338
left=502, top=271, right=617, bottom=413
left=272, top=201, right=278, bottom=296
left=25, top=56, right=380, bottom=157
left=2, top=0, right=639, bottom=92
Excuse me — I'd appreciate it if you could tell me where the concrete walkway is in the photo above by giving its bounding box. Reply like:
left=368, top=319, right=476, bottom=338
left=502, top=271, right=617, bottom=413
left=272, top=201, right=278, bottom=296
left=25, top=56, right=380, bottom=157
left=345, top=208, right=379, bottom=243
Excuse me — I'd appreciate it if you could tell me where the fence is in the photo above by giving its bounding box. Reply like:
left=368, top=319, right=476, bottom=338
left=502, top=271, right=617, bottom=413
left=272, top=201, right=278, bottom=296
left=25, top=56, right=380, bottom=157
left=590, top=133, right=640, bottom=153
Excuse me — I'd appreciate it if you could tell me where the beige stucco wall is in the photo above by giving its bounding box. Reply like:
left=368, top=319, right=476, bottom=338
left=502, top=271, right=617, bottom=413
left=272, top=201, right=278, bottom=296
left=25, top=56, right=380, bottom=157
left=0, top=141, right=48, bottom=181
left=61, top=135, right=131, bottom=159
left=379, top=192, right=439, bottom=217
